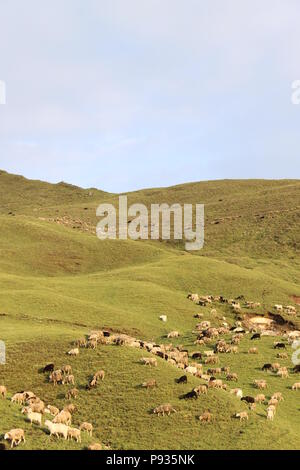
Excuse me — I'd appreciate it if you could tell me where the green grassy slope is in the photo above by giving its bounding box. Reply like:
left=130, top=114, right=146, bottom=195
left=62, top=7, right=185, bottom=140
left=0, top=171, right=299, bottom=450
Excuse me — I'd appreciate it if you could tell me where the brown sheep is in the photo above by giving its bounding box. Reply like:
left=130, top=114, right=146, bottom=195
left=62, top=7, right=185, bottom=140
left=67, top=427, right=81, bottom=443
left=255, top=394, right=266, bottom=403
left=66, top=388, right=79, bottom=400
left=53, top=410, right=72, bottom=426
left=235, top=411, right=248, bottom=422
left=153, top=404, right=177, bottom=416
left=199, top=411, right=212, bottom=423
left=141, top=379, right=157, bottom=388
left=80, top=422, right=93, bottom=436
left=49, top=370, right=63, bottom=386
left=0, top=385, right=7, bottom=399
left=62, top=365, right=72, bottom=375
left=226, top=373, right=238, bottom=382
left=4, top=429, right=25, bottom=448
left=88, top=443, right=102, bottom=450
left=94, top=370, right=105, bottom=381
left=64, top=404, right=77, bottom=414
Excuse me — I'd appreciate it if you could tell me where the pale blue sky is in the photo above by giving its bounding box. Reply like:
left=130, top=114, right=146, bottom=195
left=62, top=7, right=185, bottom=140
left=0, top=0, right=299, bottom=192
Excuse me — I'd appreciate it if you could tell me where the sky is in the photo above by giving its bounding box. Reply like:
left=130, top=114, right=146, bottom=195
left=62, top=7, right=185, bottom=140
left=0, top=0, right=299, bottom=192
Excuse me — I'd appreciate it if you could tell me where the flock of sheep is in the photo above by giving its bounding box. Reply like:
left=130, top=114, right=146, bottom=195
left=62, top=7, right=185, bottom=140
left=0, top=362, right=107, bottom=450
left=1, top=292, right=299, bottom=449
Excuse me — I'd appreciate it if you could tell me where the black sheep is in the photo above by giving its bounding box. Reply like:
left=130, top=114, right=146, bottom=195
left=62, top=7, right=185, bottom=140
left=274, top=343, right=286, bottom=349
left=43, top=363, right=54, bottom=373
left=176, top=375, right=187, bottom=384
left=251, top=333, right=261, bottom=340
left=180, top=390, right=198, bottom=400
left=262, top=363, right=272, bottom=371
left=241, top=396, right=255, bottom=404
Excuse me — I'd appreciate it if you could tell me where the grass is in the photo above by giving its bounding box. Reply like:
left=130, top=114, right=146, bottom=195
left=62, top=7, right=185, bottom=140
left=0, top=170, right=299, bottom=450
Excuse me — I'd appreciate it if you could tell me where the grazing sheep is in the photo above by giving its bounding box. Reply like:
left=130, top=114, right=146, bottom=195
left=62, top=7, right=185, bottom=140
left=94, top=370, right=105, bottom=381
left=235, top=411, right=248, bottom=422
left=267, top=408, right=275, bottom=421
left=191, top=352, right=202, bottom=360
left=207, top=368, right=222, bottom=375
left=267, top=405, right=276, bottom=414
left=200, top=374, right=212, bottom=382
left=23, top=391, right=36, bottom=401
left=293, top=364, right=300, bottom=373
left=271, top=392, right=284, bottom=401
left=262, top=363, right=272, bottom=372
left=251, top=333, right=261, bottom=340
left=292, top=382, right=300, bottom=390
left=140, top=357, right=157, bottom=367
left=199, top=411, right=212, bottom=423
left=45, top=405, right=60, bottom=417
left=255, top=394, right=266, bottom=403
left=4, top=429, right=25, bottom=448
left=205, top=356, right=219, bottom=365
left=49, top=370, right=63, bottom=386
left=180, top=390, right=198, bottom=400
left=153, top=404, right=177, bottom=416
left=11, top=393, right=25, bottom=405
left=277, top=352, right=288, bottom=359
left=248, top=347, right=258, bottom=354
left=167, top=331, right=180, bottom=339
left=53, top=410, right=72, bottom=426
left=45, top=420, right=69, bottom=440
left=66, top=388, right=78, bottom=400
left=75, top=338, right=87, bottom=348
left=230, top=388, right=243, bottom=398
left=80, top=422, right=93, bottom=436
left=209, top=379, right=223, bottom=389
left=0, top=385, right=7, bottom=399
left=26, top=401, right=45, bottom=414
left=141, top=379, right=157, bottom=388
left=67, top=348, right=79, bottom=356
left=194, top=385, right=208, bottom=395
left=43, top=363, right=54, bottom=373
left=22, top=410, right=42, bottom=426
left=277, top=368, right=289, bottom=378
left=176, top=375, right=187, bottom=384
left=226, top=373, right=238, bottom=382
left=62, top=374, right=75, bottom=385
left=268, top=398, right=279, bottom=407
left=67, top=427, right=81, bottom=443
left=185, top=366, right=198, bottom=375
left=271, top=362, right=281, bottom=372
left=88, top=443, right=102, bottom=450
left=241, top=396, right=255, bottom=404
left=88, top=339, right=98, bottom=350
left=87, top=377, right=97, bottom=389
left=254, top=379, right=267, bottom=389
left=274, top=342, right=286, bottom=349
left=64, top=404, right=77, bottom=414
left=62, top=365, right=72, bottom=375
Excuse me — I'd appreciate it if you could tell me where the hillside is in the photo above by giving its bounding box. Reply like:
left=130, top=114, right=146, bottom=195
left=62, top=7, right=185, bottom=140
left=0, top=171, right=299, bottom=450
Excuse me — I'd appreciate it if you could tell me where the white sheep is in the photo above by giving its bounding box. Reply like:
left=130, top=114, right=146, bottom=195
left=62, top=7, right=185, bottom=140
left=230, top=388, right=243, bottom=398
left=45, top=420, right=69, bottom=440
left=67, top=348, right=79, bottom=356
left=25, top=410, right=42, bottom=426
left=159, top=315, right=167, bottom=322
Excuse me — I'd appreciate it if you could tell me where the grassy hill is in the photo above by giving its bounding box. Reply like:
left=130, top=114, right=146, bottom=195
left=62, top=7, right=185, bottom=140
left=0, top=170, right=299, bottom=450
